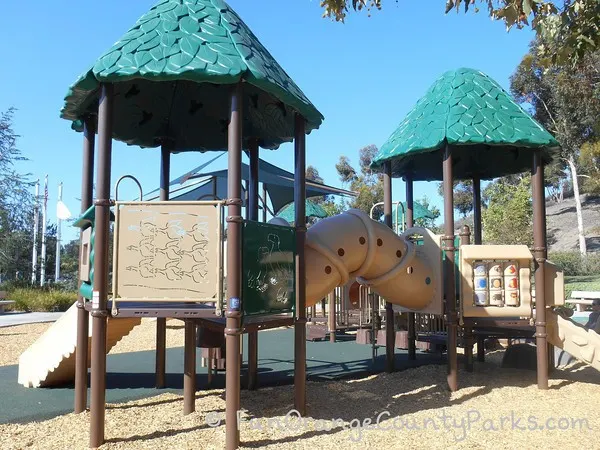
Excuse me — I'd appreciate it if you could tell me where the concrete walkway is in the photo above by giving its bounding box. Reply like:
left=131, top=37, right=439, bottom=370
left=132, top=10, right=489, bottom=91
left=0, top=311, right=63, bottom=328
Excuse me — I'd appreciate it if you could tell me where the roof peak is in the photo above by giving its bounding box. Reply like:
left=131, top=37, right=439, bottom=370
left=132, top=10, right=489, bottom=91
left=61, top=0, right=323, bottom=150
left=372, top=67, right=559, bottom=180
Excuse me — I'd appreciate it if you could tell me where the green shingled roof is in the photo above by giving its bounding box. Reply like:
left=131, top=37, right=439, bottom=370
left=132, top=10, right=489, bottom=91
left=61, top=0, right=323, bottom=150
left=372, top=68, right=559, bottom=180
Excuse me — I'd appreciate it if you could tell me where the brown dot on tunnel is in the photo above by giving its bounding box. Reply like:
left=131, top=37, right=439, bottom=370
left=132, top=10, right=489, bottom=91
left=325, top=266, right=332, bottom=274
left=377, top=238, right=383, bottom=246
left=359, top=237, right=366, bottom=245
left=396, top=250, right=402, bottom=258
left=338, top=248, right=345, bottom=257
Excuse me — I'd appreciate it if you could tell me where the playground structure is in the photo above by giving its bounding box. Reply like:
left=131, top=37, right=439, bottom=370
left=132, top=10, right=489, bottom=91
left=14, top=2, right=600, bottom=450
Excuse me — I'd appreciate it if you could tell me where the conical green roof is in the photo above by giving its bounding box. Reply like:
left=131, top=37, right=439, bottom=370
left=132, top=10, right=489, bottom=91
left=61, top=0, right=323, bottom=150
left=372, top=68, right=559, bottom=180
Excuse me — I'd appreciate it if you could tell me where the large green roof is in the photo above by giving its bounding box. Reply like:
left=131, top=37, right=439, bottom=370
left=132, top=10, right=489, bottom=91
left=61, top=0, right=323, bottom=150
left=371, top=68, right=559, bottom=180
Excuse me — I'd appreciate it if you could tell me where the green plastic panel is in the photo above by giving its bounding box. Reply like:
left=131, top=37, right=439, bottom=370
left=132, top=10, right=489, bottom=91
left=72, top=206, right=115, bottom=300
left=442, top=236, right=462, bottom=300
left=242, top=220, right=296, bottom=318
left=372, top=68, right=559, bottom=181
left=61, top=0, right=323, bottom=151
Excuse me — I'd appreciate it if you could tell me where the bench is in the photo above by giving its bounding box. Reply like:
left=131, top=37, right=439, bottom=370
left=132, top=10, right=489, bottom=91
left=566, top=291, right=600, bottom=312
left=0, top=291, right=15, bottom=314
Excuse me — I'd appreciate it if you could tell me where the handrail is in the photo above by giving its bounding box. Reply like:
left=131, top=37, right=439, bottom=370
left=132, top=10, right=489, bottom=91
left=115, top=175, right=143, bottom=202
left=369, top=201, right=404, bottom=233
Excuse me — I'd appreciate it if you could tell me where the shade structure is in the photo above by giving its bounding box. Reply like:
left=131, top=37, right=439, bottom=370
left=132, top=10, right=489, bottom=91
left=371, top=68, right=560, bottom=180
left=61, top=0, right=323, bottom=150
left=392, top=201, right=436, bottom=223
left=277, top=200, right=328, bottom=222
left=147, top=155, right=357, bottom=213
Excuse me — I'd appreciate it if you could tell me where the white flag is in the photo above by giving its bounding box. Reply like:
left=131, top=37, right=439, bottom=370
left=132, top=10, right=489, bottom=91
left=57, top=200, right=72, bottom=220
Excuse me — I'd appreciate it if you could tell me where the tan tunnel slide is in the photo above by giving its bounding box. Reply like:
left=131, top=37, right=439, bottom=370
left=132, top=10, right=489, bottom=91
left=18, top=302, right=141, bottom=388
left=303, top=208, right=440, bottom=311
left=548, top=312, right=600, bottom=372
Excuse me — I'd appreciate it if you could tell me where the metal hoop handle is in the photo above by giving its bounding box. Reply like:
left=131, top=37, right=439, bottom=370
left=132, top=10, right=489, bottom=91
left=115, top=175, right=143, bottom=202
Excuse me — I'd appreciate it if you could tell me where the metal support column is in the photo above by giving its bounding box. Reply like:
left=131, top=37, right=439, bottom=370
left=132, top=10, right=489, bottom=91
left=293, top=113, right=307, bottom=414
left=532, top=150, right=549, bottom=390
left=443, top=144, right=458, bottom=392
left=405, top=173, right=416, bottom=360
left=155, top=144, right=171, bottom=389
left=89, top=84, right=114, bottom=449
left=383, top=162, right=395, bottom=372
left=225, top=83, right=244, bottom=450
left=74, top=116, right=95, bottom=414
left=247, top=138, right=259, bottom=391
left=460, top=225, right=473, bottom=372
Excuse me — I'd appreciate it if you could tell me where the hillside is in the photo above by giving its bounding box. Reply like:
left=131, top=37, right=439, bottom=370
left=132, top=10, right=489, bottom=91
left=452, top=194, right=600, bottom=252
left=546, top=194, right=600, bottom=252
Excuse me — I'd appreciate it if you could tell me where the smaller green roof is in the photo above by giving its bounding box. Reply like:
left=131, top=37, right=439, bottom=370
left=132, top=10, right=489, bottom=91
left=372, top=68, right=560, bottom=180
left=277, top=200, right=328, bottom=223
left=392, top=202, right=436, bottom=223
left=61, top=0, right=323, bottom=150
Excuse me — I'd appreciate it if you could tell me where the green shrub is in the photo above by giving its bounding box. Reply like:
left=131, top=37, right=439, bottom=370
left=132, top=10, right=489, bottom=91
left=549, top=251, right=600, bottom=276
left=8, top=288, right=76, bottom=312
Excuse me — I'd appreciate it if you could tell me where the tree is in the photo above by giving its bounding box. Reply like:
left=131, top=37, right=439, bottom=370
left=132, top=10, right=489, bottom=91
left=578, top=141, right=600, bottom=195
left=437, top=180, right=474, bottom=218
left=335, top=144, right=384, bottom=216
left=319, top=0, right=600, bottom=66
left=510, top=42, right=600, bottom=254
left=483, top=175, right=533, bottom=246
left=306, top=165, right=324, bottom=185
left=305, top=165, right=344, bottom=222
left=0, top=108, right=35, bottom=280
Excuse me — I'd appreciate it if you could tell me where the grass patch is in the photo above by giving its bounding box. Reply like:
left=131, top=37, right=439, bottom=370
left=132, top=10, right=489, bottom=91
left=8, top=288, right=76, bottom=312
left=565, top=275, right=600, bottom=299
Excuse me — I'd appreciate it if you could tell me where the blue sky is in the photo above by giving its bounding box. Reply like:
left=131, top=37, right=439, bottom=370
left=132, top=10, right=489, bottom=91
left=0, top=0, right=535, bottom=242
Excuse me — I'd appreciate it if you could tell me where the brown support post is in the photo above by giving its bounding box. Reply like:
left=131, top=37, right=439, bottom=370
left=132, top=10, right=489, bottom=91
left=225, top=83, right=243, bottom=450
left=459, top=225, right=473, bottom=372
left=247, top=139, right=259, bottom=391
left=443, top=144, right=458, bottom=392
left=262, top=185, right=267, bottom=222
left=473, top=176, right=482, bottom=245
left=155, top=144, right=171, bottom=389
left=532, top=150, right=549, bottom=390
left=328, top=290, right=336, bottom=342
left=294, top=113, right=307, bottom=415
left=472, top=176, right=484, bottom=362
left=183, top=319, right=196, bottom=414
left=477, top=337, right=485, bottom=362
left=74, top=116, right=95, bottom=414
left=383, top=162, right=395, bottom=372
left=405, top=173, right=417, bottom=361
left=89, top=84, right=113, bottom=449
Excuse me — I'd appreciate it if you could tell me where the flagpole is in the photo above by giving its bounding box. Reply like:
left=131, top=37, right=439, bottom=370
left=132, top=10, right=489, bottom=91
left=40, top=175, right=48, bottom=287
left=31, top=179, right=40, bottom=285
left=55, top=182, right=63, bottom=283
